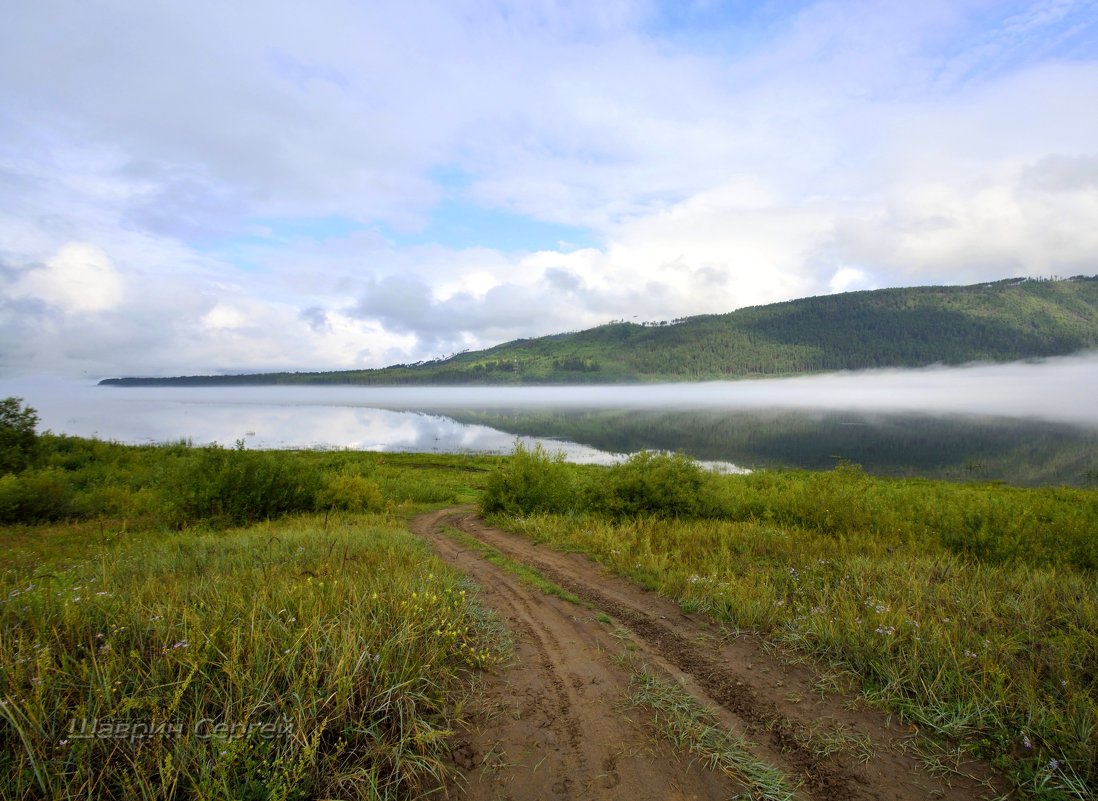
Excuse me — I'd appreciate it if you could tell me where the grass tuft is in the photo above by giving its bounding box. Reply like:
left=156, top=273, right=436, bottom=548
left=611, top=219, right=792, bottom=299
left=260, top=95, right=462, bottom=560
left=625, top=661, right=798, bottom=801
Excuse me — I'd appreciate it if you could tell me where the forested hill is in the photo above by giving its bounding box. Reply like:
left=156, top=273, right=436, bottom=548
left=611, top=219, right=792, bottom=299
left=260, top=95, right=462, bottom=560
left=102, top=276, right=1098, bottom=386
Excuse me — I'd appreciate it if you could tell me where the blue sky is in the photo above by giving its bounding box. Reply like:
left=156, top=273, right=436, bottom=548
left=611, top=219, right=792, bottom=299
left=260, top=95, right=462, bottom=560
left=1, top=0, right=1097, bottom=377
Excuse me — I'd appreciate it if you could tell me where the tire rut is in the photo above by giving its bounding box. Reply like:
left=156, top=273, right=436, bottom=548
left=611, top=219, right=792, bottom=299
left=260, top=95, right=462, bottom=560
left=415, top=508, right=1012, bottom=801
left=413, top=509, right=739, bottom=801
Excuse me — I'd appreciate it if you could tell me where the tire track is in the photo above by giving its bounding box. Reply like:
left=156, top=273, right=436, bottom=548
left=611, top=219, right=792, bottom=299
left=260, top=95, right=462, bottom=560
left=417, top=508, right=1011, bottom=801
left=413, top=509, right=745, bottom=800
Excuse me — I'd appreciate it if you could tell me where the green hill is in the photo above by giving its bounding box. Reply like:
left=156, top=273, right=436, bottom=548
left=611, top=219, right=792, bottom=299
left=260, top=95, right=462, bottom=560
left=101, top=275, right=1098, bottom=386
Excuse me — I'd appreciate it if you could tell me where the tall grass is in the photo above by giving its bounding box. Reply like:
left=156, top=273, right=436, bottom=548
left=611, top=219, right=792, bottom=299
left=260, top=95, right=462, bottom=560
left=483, top=448, right=1098, bottom=799
left=0, top=438, right=502, bottom=798
left=0, top=513, right=506, bottom=800
left=0, top=435, right=495, bottom=529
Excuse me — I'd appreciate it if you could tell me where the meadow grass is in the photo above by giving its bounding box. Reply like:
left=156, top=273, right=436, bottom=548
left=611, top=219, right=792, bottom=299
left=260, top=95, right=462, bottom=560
left=0, top=440, right=503, bottom=800
left=3, top=433, right=1096, bottom=799
left=0, top=512, right=507, bottom=800
left=484, top=449, right=1098, bottom=800
left=0, top=434, right=497, bottom=529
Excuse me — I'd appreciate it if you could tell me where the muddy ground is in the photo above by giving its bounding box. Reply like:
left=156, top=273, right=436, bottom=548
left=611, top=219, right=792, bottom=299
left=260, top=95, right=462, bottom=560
left=412, top=508, right=1009, bottom=801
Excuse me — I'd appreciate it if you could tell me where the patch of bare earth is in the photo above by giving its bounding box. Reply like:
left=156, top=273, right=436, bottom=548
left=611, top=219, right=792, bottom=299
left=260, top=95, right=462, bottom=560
left=412, top=508, right=1011, bottom=801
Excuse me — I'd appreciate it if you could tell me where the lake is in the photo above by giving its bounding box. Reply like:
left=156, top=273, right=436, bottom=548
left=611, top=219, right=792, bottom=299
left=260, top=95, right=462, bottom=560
left=4, top=354, right=1098, bottom=485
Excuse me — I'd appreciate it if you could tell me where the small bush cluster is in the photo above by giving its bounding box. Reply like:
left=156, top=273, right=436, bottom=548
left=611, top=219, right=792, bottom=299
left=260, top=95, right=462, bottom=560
left=0, top=411, right=485, bottom=528
left=480, top=442, right=577, bottom=515
left=594, top=450, right=719, bottom=518
left=165, top=442, right=324, bottom=527
left=482, top=444, right=1098, bottom=571
left=480, top=443, right=721, bottom=520
left=0, top=397, right=38, bottom=474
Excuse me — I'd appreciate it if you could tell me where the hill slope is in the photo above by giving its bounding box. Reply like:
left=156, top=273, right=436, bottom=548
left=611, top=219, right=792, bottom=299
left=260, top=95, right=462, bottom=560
left=101, top=275, right=1098, bottom=386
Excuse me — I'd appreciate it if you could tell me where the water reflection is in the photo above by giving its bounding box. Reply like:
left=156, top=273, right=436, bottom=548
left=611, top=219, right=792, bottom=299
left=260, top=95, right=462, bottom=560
left=442, top=407, right=1098, bottom=486
left=9, top=383, right=625, bottom=464
left=3, top=363, right=1097, bottom=485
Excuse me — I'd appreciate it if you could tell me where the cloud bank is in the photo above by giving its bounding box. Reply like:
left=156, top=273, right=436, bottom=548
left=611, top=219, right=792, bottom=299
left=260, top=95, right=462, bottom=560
left=1, top=1, right=1096, bottom=377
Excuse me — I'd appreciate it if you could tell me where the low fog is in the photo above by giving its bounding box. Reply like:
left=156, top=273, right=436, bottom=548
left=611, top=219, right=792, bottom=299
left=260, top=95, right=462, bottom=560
left=3, top=353, right=1097, bottom=450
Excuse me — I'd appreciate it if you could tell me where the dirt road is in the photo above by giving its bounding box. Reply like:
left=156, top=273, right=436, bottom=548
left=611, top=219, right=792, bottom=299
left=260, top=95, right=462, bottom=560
left=412, top=508, right=1007, bottom=801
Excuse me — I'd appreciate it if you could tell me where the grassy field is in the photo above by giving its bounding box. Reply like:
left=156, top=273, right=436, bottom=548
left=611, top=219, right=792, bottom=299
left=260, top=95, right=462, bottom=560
left=482, top=445, right=1098, bottom=800
left=2, top=426, right=1096, bottom=799
left=0, top=435, right=502, bottom=800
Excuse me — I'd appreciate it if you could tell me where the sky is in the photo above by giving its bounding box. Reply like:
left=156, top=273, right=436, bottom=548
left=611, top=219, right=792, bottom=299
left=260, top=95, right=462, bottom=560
left=1, top=0, right=1097, bottom=378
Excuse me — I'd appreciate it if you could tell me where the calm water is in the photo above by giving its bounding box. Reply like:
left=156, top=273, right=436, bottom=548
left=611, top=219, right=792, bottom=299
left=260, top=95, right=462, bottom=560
left=4, top=355, right=1098, bottom=485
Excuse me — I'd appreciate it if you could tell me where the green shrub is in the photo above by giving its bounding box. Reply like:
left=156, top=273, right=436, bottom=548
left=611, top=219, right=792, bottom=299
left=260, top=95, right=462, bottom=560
left=0, top=397, right=39, bottom=474
left=594, top=451, right=719, bottom=519
left=480, top=442, right=577, bottom=515
left=316, top=468, right=384, bottom=512
left=166, top=443, right=322, bottom=528
left=0, top=468, right=75, bottom=523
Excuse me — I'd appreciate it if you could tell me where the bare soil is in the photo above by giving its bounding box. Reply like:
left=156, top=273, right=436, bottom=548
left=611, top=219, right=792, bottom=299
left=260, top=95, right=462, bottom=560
left=412, top=508, right=1010, bottom=801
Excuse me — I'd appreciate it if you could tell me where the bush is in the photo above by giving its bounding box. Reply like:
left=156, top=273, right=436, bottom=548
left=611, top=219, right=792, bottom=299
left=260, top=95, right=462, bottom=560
left=0, top=468, right=75, bottom=524
left=316, top=468, right=384, bottom=513
left=166, top=443, right=322, bottom=528
left=480, top=442, right=577, bottom=515
left=593, top=451, right=719, bottom=519
left=0, top=397, right=39, bottom=474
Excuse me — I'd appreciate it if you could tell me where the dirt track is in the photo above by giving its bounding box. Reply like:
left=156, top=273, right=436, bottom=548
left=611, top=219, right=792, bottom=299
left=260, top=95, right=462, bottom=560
left=412, top=508, right=1007, bottom=801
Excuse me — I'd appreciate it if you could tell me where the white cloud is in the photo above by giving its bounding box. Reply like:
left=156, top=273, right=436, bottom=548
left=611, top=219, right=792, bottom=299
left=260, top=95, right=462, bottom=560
left=17, top=243, right=125, bottom=313
left=830, top=158, right=1098, bottom=283
left=1, top=1, right=1097, bottom=377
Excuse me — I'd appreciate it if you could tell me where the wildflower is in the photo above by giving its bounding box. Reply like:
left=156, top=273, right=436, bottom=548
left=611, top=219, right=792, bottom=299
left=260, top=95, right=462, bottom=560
left=1022, top=733, right=1033, bottom=750
left=1048, top=758, right=1060, bottom=771
left=964, top=650, right=978, bottom=659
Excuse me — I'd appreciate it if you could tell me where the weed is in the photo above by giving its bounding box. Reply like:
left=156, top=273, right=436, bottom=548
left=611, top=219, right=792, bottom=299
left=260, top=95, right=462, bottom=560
left=626, top=662, right=798, bottom=801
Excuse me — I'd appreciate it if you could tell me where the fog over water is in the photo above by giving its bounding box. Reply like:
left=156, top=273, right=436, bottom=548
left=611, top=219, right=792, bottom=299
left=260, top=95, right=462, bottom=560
left=2, top=355, right=1096, bottom=470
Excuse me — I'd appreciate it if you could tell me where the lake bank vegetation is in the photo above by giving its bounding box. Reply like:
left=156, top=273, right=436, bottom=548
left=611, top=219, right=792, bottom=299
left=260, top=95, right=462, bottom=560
left=2, top=397, right=1095, bottom=799
left=1, top=401, right=504, bottom=799
left=482, top=444, right=1097, bottom=799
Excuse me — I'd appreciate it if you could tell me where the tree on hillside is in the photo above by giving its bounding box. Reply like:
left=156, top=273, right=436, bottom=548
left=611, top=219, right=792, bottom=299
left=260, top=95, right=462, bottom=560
left=0, top=397, right=39, bottom=474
